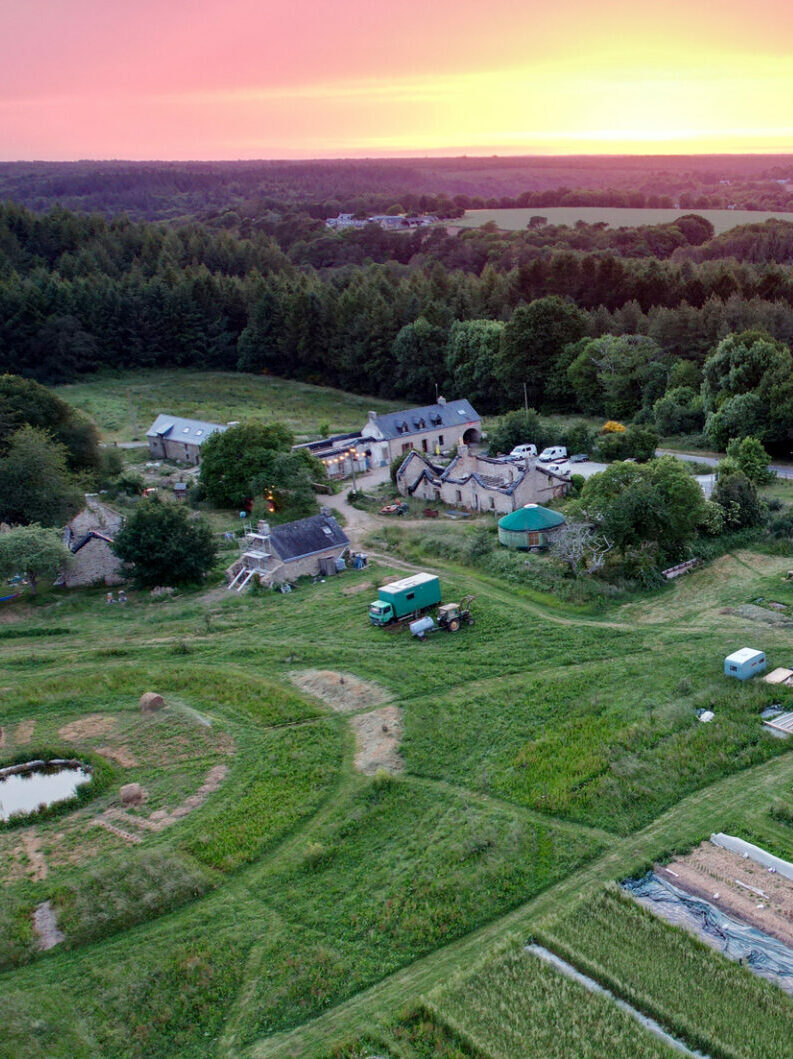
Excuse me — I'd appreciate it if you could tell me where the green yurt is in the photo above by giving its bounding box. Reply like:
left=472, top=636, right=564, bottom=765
left=497, top=503, right=565, bottom=550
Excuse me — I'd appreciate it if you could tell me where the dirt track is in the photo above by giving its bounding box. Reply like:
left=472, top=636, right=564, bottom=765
left=662, top=841, right=793, bottom=947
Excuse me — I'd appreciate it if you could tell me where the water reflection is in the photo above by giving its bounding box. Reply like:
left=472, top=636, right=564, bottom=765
left=0, top=762, right=91, bottom=821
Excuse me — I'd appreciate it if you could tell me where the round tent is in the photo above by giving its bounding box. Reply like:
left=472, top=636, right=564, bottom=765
left=497, top=503, right=565, bottom=550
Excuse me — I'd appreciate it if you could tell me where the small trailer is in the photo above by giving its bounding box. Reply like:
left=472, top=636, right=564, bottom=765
left=411, top=597, right=475, bottom=638
left=724, top=647, right=766, bottom=680
left=369, top=573, right=441, bottom=626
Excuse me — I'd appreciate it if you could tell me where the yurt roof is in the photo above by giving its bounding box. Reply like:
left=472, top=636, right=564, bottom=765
left=497, top=504, right=566, bottom=532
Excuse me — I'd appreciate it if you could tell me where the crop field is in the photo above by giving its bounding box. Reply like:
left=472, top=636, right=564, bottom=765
left=451, top=206, right=793, bottom=234
left=55, top=369, right=398, bottom=442
left=3, top=528, right=793, bottom=1056
left=538, top=886, right=793, bottom=1059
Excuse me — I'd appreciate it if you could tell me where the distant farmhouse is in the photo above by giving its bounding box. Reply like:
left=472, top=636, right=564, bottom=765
left=146, top=415, right=228, bottom=465
left=227, top=513, right=350, bottom=591
left=325, top=213, right=435, bottom=231
left=397, top=447, right=570, bottom=515
left=292, top=398, right=483, bottom=476
left=57, top=497, right=124, bottom=588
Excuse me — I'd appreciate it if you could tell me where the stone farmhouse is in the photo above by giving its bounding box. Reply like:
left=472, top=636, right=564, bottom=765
left=227, top=512, right=350, bottom=591
left=146, top=415, right=228, bottom=465
left=396, top=447, right=570, bottom=515
left=58, top=497, right=124, bottom=588
left=361, top=398, right=482, bottom=467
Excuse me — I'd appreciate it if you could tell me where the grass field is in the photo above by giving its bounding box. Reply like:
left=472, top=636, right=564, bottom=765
left=451, top=206, right=793, bottom=234
left=55, top=369, right=398, bottom=442
left=3, top=512, right=793, bottom=1055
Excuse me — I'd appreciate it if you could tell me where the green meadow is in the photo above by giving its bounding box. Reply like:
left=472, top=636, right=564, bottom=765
left=2, top=518, right=793, bottom=1055
left=452, top=205, right=793, bottom=235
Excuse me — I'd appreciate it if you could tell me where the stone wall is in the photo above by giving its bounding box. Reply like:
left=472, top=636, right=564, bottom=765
left=62, top=538, right=124, bottom=587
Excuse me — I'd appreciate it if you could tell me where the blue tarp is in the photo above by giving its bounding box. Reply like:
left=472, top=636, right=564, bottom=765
left=624, top=872, right=793, bottom=993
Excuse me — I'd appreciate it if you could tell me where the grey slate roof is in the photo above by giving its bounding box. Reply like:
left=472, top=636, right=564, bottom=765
left=370, top=400, right=479, bottom=441
left=146, top=415, right=227, bottom=446
left=269, top=514, right=349, bottom=563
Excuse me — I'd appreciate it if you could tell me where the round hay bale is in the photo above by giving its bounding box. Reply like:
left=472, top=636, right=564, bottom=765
left=139, top=692, right=165, bottom=713
left=120, top=782, right=145, bottom=806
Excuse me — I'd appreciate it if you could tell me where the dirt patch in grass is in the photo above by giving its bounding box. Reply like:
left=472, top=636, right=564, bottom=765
left=733, top=603, right=793, bottom=627
left=96, top=745, right=138, bottom=768
left=0, top=726, right=4, bottom=749
left=290, top=669, right=391, bottom=714
left=14, top=720, right=35, bottom=745
left=21, top=830, right=47, bottom=881
left=341, top=580, right=373, bottom=596
left=350, top=706, right=404, bottom=775
left=58, top=714, right=116, bottom=742
left=662, top=840, right=793, bottom=948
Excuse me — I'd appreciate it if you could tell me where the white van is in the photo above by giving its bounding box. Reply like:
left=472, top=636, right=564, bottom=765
left=509, top=444, right=537, bottom=460
left=538, top=446, right=567, bottom=463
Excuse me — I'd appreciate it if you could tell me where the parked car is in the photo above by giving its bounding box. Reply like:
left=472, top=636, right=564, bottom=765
left=568, top=453, right=588, bottom=463
left=539, top=446, right=567, bottom=463
left=508, top=443, right=537, bottom=461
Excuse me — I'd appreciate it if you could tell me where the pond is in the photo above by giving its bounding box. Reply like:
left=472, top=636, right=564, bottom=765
left=0, top=760, right=92, bottom=822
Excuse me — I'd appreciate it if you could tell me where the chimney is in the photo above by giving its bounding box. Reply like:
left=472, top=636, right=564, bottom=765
left=367, top=410, right=377, bottom=421
left=437, top=396, right=447, bottom=406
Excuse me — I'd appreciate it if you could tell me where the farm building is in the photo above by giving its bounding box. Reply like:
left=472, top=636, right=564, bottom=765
left=58, top=497, right=124, bottom=587
left=724, top=647, right=766, bottom=680
left=498, top=504, right=566, bottom=549
left=362, top=398, right=482, bottom=466
left=292, top=432, right=371, bottom=479
left=227, top=513, right=350, bottom=590
left=397, top=447, right=570, bottom=515
left=146, top=415, right=228, bottom=465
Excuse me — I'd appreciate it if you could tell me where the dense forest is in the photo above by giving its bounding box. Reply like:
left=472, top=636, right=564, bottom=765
left=2, top=155, right=793, bottom=221
left=3, top=199, right=793, bottom=453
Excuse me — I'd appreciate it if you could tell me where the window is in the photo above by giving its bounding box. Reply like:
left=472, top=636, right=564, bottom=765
left=527, top=532, right=541, bottom=546
left=489, top=497, right=495, bottom=509
left=183, top=427, right=190, bottom=433
left=406, top=592, right=415, bottom=601
left=421, top=439, right=428, bottom=452
left=438, top=435, right=444, bottom=446
left=729, top=665, right=738, bottom=672
left=402, top=443, right=410, bottom=454
left=455, top=490, right=462, bottom=503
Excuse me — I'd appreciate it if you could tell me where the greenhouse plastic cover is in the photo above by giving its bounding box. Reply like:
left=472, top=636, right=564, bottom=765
left=624, top=873, right=793, bottom=993
left=711, top=832, right=793, bottom=882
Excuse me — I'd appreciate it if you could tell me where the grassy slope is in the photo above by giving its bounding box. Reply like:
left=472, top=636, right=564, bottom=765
left=1, top=541, right=793, bottom=1056
left=55, top=369, right=398, bottom=442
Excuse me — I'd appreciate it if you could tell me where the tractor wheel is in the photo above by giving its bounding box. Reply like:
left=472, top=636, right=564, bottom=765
left=448, top=618, right=461, bottom=632
left=467, top=617, right=475, bottom=626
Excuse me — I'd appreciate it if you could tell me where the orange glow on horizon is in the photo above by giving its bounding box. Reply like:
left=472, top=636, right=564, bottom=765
left=2, top=1, right=793, bottom=159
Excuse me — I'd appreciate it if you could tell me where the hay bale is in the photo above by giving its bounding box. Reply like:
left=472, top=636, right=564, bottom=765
left=120, top=782, right=145, bottom=806
left=139, top=692, right=165, bottom=713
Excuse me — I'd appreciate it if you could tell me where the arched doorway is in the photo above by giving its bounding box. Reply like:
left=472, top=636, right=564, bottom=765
left=462, top=426, right=481, bottom=445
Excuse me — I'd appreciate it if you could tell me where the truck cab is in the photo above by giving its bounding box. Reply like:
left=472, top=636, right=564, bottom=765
left=369, top=600, right=395, bottom=625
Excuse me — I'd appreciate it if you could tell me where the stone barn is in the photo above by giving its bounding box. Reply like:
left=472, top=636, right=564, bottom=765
left=58, top=498, right=125, bottom=588
left=361, top=398, right=482, bottom=467
left=397, top=447, right=570, bottom=515
left=146, top=415, right=228, bottom=465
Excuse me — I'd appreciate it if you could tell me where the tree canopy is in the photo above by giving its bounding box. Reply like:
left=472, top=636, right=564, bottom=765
left=0, top=374, right=99, bottom=472
left=0, top=524, right=70, bottom=594
left=0, top=426, right=82, bottom=527
left=112, top=498, right=216, bottom=588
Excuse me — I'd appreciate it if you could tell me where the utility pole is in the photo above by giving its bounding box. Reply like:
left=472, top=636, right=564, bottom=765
left=349, top=448, right=357, bottom=492
left=523, top=382, right=529, bottom=416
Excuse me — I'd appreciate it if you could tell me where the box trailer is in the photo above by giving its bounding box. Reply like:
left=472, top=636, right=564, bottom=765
left=369, top=572, right=441, bottom=626
left=724, top=647, right=766, bottom=680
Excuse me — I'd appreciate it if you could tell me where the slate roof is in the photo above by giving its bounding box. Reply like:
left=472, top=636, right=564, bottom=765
left=370, top=400, right=479, bottom=441
left=498, top=504, right=566, bottom=532
left=398, top=450, right=570, bottom=498
left=146, top=415, right=227, bottom=446
left=269, top=514, right=349, bottom=563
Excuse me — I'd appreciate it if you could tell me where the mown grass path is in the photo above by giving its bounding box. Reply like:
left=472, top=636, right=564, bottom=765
left=247, top=748, right=793, bottom=1057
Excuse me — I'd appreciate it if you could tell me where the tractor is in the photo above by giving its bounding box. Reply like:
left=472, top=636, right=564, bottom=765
left=436, top=595, right=475, bottom=632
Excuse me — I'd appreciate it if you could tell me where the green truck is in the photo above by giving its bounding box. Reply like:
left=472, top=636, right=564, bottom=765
left=369, top=573, right=442, bottom=626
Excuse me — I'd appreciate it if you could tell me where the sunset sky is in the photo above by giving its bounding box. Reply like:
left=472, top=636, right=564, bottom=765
left=3, top=0, right=793, bottom=159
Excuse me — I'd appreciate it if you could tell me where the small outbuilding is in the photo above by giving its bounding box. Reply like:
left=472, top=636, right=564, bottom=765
left=724, top=647, right=766, bottom=681
left=497, top=504, right=566, bottom=550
